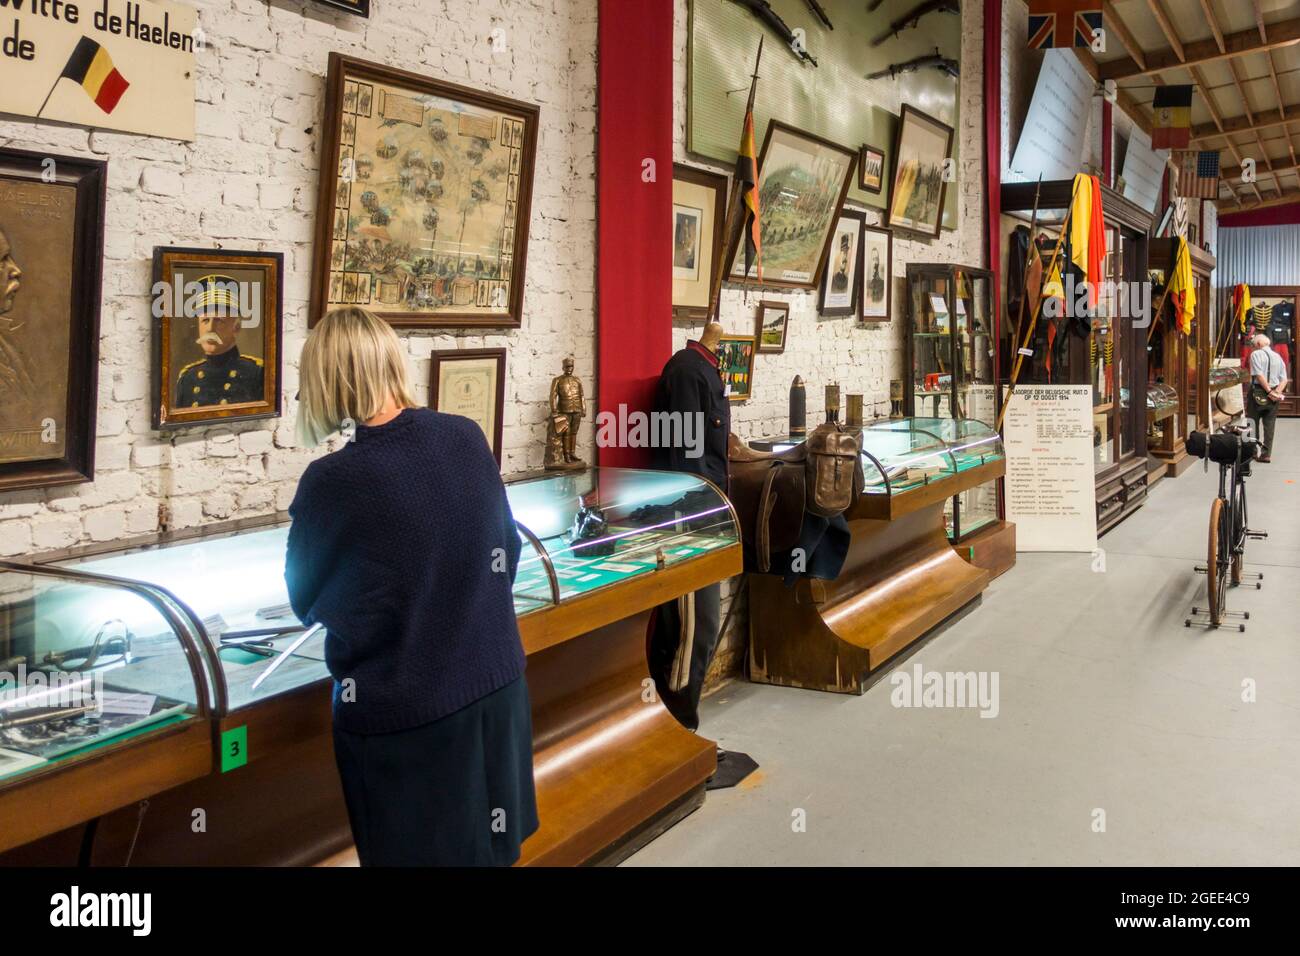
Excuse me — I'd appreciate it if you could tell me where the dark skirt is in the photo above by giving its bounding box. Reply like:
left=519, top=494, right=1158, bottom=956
left=332, top=675, right=539, bottom=866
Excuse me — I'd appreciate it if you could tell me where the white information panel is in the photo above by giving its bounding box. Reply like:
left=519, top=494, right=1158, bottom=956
left=1007, top=49, right=1093, bottom=183
left=1004, top=385, right=1098, bottom=552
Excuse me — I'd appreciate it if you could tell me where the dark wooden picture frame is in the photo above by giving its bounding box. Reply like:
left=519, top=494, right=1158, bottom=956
left=885, top=105, right=955, bottom=240
left=671, top=163, right=729, bottom=321
left=859, top=144, right=885, bottom=195
left=725, top=120, right=857, bottom=292
left=313, top=0, right=370, bottom=16
left=0, top=148, right=105, bottom=494
left=151, top=248, right=284, bottom=431
left=310, top=53, right=540, bottom=330
left=859, top=224, right=893, bottom=323
left=818, top=208, right=865, bottom=317
left=429, top=348, right=507, bottom=464
left=717, top=333, right=757, bottom=402
left=755, top=300, right=789, bottom=354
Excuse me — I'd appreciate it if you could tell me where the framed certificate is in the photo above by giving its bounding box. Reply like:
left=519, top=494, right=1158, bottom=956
left=430, top=348, right=506, bottom=465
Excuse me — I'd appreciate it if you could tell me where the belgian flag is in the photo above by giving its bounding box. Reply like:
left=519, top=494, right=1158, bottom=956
left=734, top=106, right=762, bottom=282
left=1151, top=85, right=1193, bottom=150
left=56, top=37, right=130, bottom=114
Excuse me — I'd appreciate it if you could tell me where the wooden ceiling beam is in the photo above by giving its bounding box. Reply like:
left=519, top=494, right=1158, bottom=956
left=1191, top=104, right=1300, bottom=142
left=1145, top=0, right=1185, bottom=62
left=1225, top=188, right=1300, bottom=213
left=1199, top=0, right=1226, bottom=54
left=1103, top=2, right=1146, bottom=71
left=1099, top=16, right=1300, bottom=81
left=1252, top=1, right=1268, bottom=45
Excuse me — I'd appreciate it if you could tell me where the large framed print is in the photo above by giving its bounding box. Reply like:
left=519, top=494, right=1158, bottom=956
left=726, top=121, right=857, bottom=291
left=672, top=163, right=728, bottom=320
left=311, top=53, right=539, bottom=329
left=151, top=248, right=284, bottom=430
left=859, top=225, right=893, bottom=323
left=818, top=210, right=864, bottom=317
left=886, top=105, right=955, bottom=240
left=717, top=334, right=757, bottom=402
left=0, top=148, right=105, bottom=494
left=430, top=348, right=506, bottom=464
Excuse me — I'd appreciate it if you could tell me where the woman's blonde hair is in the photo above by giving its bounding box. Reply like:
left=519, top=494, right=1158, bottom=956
left=296, top=307, right=416, bottom=447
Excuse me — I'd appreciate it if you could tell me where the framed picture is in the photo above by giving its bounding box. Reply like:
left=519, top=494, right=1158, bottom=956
left=859, top=144, right=885, bottom=195
left=672, top=163, right=728, bottom=320
left=726, top=120, right=857, bottom=291
left=859, top=225, right=893, bottom=323
left=310, top=53, right=539, bottom=329
left=151, top=248, right=284, bottom=430
left=430, top=348, right=506, bottom=465
left=0, top=148, right=105, bottom=494
left=818, top=210, right=864, bottom=317
left=755, top=300, right=789, bottom=354
left=313, top=0, right=370, bottom=15
left=886, top=105, right=955, bottom=239
left=717, top=334, right=757, bottom=402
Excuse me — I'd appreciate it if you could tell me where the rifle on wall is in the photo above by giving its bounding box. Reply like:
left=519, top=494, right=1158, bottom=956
left=804, top=0, right=833, bottom=30
left=866, top=49, right=959, bottom=81
left=729, top=0, right=819, bottom=66
left=870, top=0, right=961, bottom=47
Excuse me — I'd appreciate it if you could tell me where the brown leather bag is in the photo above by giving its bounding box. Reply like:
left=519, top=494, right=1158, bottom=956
left=726, top=423, right=864, bottom=572
left=804, top=422, right=864, bottom=517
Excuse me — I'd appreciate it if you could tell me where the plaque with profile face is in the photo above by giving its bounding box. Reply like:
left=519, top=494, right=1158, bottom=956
left=0, top=148, right=105, bottom=493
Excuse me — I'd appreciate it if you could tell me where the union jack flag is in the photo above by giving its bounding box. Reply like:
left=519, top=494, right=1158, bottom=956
left=1028, top=1, right=1102, bottom=49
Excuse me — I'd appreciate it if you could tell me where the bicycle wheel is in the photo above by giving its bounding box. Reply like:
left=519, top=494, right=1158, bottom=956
left=1231, top=480, right=1247, bottom=586
left=1206, top=497, right=1229, bottom=625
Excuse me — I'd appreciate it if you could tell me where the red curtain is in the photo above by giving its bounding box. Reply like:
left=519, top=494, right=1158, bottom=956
left=596, top=0, right=674, bottom=468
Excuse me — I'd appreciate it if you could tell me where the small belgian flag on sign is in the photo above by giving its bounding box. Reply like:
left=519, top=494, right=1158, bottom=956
left=55, top=37, right=130, bottom=115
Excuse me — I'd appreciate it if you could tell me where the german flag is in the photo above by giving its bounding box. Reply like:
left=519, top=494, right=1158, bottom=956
left=735, top=106, right=762, bottom=281
left=1152, top=85, right=1193, bottom=150
left=59, top=37, right=130, bottom=114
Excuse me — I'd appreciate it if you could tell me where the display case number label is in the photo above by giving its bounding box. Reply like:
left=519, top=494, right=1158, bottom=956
left=221, top=726, right=248, bottom=773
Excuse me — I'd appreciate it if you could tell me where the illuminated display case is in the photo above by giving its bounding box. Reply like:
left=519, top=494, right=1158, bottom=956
left=904, top=263, right=1001, bottom=543
left=0, top=467, right=739, bottom=865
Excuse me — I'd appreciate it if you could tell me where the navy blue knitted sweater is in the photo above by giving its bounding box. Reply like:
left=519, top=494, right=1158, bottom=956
left=285, top=408, right=525, bottom=734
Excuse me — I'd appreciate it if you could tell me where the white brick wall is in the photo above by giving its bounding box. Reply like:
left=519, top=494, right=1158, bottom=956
left=0, top=0, right=597, bottom=555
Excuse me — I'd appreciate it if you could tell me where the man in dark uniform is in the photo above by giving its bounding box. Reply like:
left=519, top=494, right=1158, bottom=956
left=648, top=321, right=730, bottom=729
left=175, top=274, right=264, bottom=409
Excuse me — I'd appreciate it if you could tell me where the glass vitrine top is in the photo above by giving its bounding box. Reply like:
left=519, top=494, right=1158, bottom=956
left=861, top=417, right=1002, bottom=495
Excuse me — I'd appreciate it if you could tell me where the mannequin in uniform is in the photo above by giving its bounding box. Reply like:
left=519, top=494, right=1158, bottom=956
left=645, top=322, right=747, bottom=768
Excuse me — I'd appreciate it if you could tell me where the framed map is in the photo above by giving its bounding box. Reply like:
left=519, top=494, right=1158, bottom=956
left=310, top=54, right=539, bottom=329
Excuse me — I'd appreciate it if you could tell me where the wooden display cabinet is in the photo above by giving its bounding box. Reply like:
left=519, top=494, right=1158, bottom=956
left=0, top=469, right=741, bottom=867
left=1000, top=181, right=1153, bottom=536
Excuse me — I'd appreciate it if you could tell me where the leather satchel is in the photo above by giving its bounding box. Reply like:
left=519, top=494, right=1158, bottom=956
left=726, top=423, right=864, bottom=573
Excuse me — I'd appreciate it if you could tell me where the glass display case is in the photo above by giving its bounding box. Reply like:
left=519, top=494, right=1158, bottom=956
left=1146, top=382, right=1179, bottom=420
left=905, top=263, right=1000, bottom=542
left=0, top=466, right=740, bottom=862
left=1208, top=365, right=1248, bottom=391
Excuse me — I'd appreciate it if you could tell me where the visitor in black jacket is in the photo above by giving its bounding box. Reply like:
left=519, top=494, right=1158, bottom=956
left=286, top=306, right=537, bottom=866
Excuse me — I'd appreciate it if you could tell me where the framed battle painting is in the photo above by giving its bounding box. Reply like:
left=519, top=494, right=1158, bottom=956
left=725, top=121, right=856, bottom=292
left=886, top=105, right=954, bottom=240
left=151, top=248, right=284, bottom=430
left=0, top=148, right=105, bottom=494
left=671, top=163, right=727, bottom=320
left=755, top=300, right=789, bottom=354
left=859, top=144, right=885, bottom=195
left=310, top=53, right=539, bottom=329
left=429, top=348, right=506, bottom=465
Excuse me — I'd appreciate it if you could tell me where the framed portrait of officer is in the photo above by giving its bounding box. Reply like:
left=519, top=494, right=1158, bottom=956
left=0, top=148, right=106, bottom=494
left=151, top=248, right=283, bottom=430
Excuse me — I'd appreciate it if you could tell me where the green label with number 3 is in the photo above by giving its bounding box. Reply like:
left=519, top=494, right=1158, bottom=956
left=221, top=726, right=248, bottom=773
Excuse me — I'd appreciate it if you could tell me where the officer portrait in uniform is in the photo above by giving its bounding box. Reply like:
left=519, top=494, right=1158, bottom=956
left=152, top=248, right=284, bottom=429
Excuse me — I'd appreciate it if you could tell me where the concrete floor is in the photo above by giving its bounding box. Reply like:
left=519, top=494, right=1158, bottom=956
left=626, top=420, right=1300, bottom=866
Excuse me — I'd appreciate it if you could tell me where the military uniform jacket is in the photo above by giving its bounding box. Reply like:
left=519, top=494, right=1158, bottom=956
left=652, top=344, right=729, bottom=488
left=176, top=348, right=264, bottom=408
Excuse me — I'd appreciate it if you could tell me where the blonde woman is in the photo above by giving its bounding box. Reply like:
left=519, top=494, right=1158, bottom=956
left=286, top=306, right=537, bottom=866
